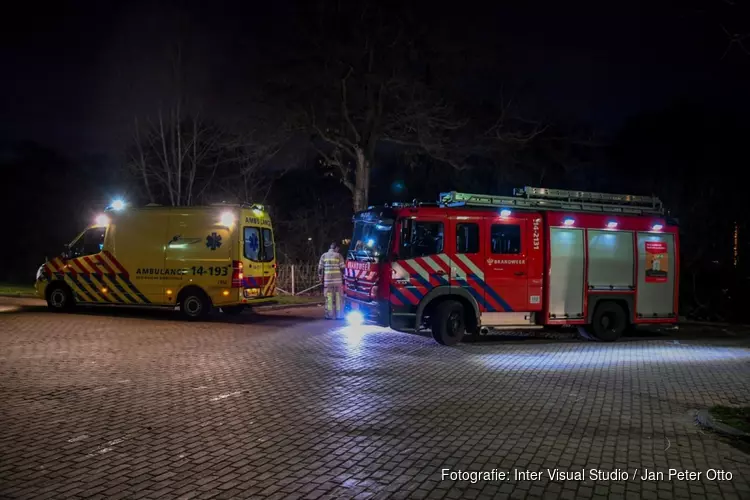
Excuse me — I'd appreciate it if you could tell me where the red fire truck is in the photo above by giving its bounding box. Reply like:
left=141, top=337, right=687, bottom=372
left=343, top=186, right=678, bottom=345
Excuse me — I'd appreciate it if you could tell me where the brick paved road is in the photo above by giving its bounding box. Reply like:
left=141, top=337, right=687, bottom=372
left=1, top=297, right=749, bottom=500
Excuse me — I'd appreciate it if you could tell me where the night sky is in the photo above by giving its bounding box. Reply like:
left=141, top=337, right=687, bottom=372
left=2, top=0, right=748, bottom=160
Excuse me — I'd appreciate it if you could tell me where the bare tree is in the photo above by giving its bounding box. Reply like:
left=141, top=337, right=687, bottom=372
left=213, top=116, right=302, bottom=205
left=128, top=112, right=225, bottom=206
left=298, top=3, right=547, bottom=211
left=274, top=196, right=352, bottom=263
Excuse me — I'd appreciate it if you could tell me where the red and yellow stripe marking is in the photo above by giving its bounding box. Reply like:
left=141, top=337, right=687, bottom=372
left=40, top=252, right=150, bottom=305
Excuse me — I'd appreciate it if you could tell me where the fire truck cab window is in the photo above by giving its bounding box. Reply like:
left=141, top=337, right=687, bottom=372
left=69, top=227, right=106, bottom=257
left=490, top=224, right=521, bottom=254
left=401, top=220, right=444, bottom=259
left=456, top=223, right=479, bottom=254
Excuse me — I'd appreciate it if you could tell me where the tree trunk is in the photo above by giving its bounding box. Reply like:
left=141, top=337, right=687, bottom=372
left=352, top=148, right=370, bottom=212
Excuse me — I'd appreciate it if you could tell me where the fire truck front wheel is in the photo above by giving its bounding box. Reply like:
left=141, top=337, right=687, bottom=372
left=431, top=300, right=466, bottom=346
left=591, top=302, right=627, bottom=342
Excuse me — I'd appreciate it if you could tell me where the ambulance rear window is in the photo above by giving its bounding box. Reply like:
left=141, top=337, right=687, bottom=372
left=244, top=227, right=261, bottom=261
left=261, top=228, right=274, bottom=262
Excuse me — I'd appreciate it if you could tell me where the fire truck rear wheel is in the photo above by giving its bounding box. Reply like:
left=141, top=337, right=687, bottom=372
left=431, top=300, right=466, bottom=346
left=591, top=302, right=627, bottom=342
left=180, top=289, right=211, bottom=321
left=46, top=283, right=74, bottom=311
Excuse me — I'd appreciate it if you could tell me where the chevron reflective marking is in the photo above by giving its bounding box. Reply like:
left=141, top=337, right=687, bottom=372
left=470, top=275, right=513, bottom=312
left=456, top=254, right=484, bottom=280
left=389, top=285, right=411, bottom=306
left=436, top=253, right=454, bottom=272
left=65, top=270, right=98, bottom=303
left=71, top=258, right=109, bottom=302
left=456, top=278, right=493, bottom=311
left=103, top=273, right=136, bottom=303
left=81, top=273, right=112, bottom=303
left=419, top=256, right=449, bottom=285
left=119, top=274, right=151, bottom=304
left=400, top=260, right=432, bottom=290
left=407, top=258, right=431, bottom=283
left=263, top=274, right=276, bottom=296
left=72, top=262, right=110, bottom=303
left=95, top=255, right=136, bottom=303
left=421, top=255, right=444, bottom=272
left=83, top=257, right=125, bottom=303
left=91, top=272, right=120, bottom=303
left=66, top=260, right=104, bottom=302
left=102, top=251, right=151, bottom=304
left=391, top=262, right=408, bottom=281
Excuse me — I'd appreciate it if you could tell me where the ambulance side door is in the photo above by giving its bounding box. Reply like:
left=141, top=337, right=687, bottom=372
left=166, top=210, right=233, bottom=291
left=482, top=216, right=529, bottom=312
left=109, top=212, right=170, bottom=303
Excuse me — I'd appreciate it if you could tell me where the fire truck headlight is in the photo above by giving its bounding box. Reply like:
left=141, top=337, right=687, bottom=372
left=219, top=211, right=235, bottom=226
left=346, top=311, right=364, bottom=326
left=111, top=199, right=126, bottom=210
left=35, top=265, right=44, bottom=281
left=95, top=214, right=110, bottom=226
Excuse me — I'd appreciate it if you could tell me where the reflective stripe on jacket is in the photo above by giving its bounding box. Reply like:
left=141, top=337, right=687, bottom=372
left=318, top=250, right=345, bottom=285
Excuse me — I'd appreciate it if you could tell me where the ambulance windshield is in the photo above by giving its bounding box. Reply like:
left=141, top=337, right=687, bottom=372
left=348, top=220, right=393, bottom=262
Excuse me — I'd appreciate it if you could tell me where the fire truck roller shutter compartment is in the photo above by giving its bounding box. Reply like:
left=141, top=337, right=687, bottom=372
left=636, top=232, right=676, bottom=318
left=548, top=227, right=585, bottom=319
left=587, top=230, right=634, bottom=290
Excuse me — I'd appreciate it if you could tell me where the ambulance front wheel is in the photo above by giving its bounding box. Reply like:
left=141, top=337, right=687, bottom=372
left=431, top=300, right=466, bottom=346
left=46, top=283, right=74, bottom=311
left=179, top=288, right=211, bottom=320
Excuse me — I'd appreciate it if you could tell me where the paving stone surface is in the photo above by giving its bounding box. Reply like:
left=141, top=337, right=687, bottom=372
left=1, top=297, right=749, bottom=499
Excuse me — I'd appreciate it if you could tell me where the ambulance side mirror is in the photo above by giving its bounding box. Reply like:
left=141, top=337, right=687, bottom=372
left=61, top=244, right=70, bottom=259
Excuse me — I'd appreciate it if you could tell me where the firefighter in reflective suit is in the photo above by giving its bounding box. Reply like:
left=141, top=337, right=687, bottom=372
left=318, top=242, right=345, bottom=319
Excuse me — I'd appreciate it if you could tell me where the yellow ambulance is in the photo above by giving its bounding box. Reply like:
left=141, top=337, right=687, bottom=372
left=35, top=202, right=277, bottom=319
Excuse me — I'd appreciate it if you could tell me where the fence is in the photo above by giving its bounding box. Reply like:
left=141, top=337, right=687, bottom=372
left=275, top=264, right=322, bottom=296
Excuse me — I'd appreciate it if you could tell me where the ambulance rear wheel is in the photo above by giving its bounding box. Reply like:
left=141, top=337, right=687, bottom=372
left=180, top=289, right=210, bottom=320
left=431, top=300, right=466, bottom=346
left=46, top=283, right=74, bottom=311
left=590, top=302, right=627, bottom=342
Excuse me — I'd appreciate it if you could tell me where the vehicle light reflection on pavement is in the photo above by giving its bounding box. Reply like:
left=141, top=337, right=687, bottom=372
left=472, top=344, right=750, bottom=371
left=337, top=324, right=391, bottom=354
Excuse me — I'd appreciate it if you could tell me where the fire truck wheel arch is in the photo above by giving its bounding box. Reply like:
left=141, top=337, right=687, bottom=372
left=415, top=287, right=480, bottom=333
left=586, top=295, right=633, bottom=325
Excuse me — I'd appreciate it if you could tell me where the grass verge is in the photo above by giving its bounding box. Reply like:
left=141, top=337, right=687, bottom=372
left=0, top=283, right=36, bottom=297
left=709, top=406, right=750, bottom=434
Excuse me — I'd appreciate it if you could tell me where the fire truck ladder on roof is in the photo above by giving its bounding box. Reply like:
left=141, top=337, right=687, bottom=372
left=439, top=186, right=664, bottom=215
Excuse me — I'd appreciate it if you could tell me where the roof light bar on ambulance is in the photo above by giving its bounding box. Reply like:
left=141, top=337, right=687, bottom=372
left=95, top=214, right=110, bottom=226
